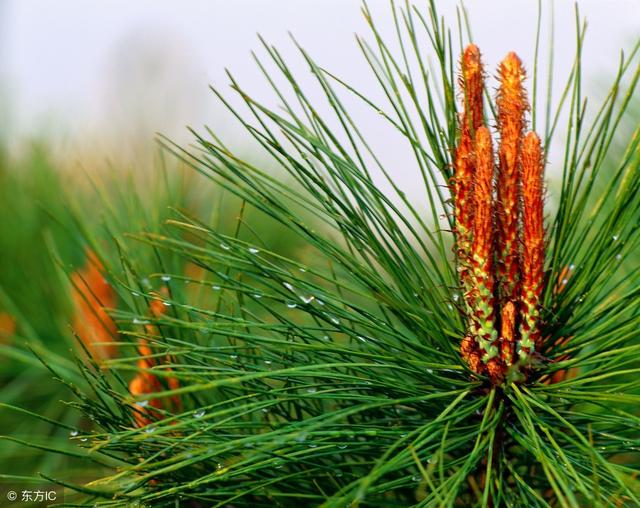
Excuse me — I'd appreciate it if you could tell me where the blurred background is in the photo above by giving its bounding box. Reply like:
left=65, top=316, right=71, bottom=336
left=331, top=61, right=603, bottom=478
left=0, top=0, right=638, bottom=487
left=2, top=0, right=639, bottom=167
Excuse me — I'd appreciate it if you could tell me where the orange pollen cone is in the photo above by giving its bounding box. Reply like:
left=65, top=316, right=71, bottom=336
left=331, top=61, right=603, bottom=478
left=455, top=48, right=546, bottom=384
left=496, top=52, right=527, bottom=304
left=71, top=249, right=118, bottom=361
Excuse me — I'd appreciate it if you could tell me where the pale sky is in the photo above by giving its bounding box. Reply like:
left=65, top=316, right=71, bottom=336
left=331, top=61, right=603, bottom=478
left=1, top=0, right=639, bottom=194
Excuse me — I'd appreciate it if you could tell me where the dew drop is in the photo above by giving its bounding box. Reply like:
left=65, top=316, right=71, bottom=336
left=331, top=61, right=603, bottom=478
left=145, top=426, right=155, bottom=434
left=300, top=295, right=315, bottom=304
left=162, top=301, right=172, bottom=307
left=133, top=318, right=150, bottom=325
left=308, top=443, right=318, bottom=448
left=253, top=293, right=262, bottom=299
left=216, top=463, right=224, bottom=471
left=562, top=278, right=568, bottom=285
left=220, top=243, right=231, bottom=250
left=161, top=275, right=171, bottom=282
left=322, top=335, right=330, bottom=341
left=337, top=444, right=347, bottom=450
left=286, top=302, right=297, bottom=309
left=616, top=254, right=622, bottom=260
left=453, top=293, right=460, bottom=302
left=136, top=400, right=149, bottom=408
left=248, top=247, right=260, bottom=254
left=299, top=267, right=307, bottom=273
left=612, top=235, right=619, bottom=241
left=69, top=430, right=79, bottom=437
left=212, top=285, right=221, bottom=291
left=261, top=408, right=269, bottom=413
left=357, top=336, right=367, bottom=343
left=264, top=360, right=272, bottom=365
left=131, top=291, right=140, bottom=297
left=412, top=475, right=421, bottom=482
left=316, top=299, right=325, bottom=306
left=307, top=387, right=317, bottom=394
left=230, top=354, right=238, bottom=360
left=194, top=410, right=206, bottom=419
left=335, top=470, right=343, bottom=477
left=283, top=282, right=294, bottom=291
left=80, top=437, right=88, bottom=442
left=447, top=304, right=453, bottom=310
left=330, top=316, right=340, bottom=325
left=569, top=264, right=576, bottom=271
left=426, top=368, right=433, bottom=374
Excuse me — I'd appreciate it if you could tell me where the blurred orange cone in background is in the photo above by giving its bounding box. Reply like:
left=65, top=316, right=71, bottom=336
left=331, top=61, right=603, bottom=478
left=70, top=249, right=118, bottom=360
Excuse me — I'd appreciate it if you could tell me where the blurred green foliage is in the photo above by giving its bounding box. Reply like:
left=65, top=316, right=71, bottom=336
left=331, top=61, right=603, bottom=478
left=0, top=140, right=312, bottom=481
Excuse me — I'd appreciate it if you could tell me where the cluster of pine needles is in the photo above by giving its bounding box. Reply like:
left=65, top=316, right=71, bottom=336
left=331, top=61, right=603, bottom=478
left=5, top=1, right=640, bottom=506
